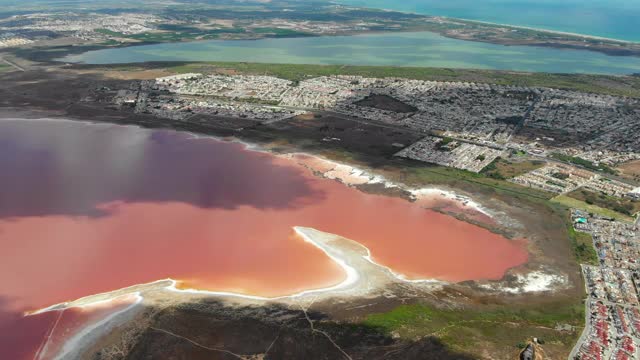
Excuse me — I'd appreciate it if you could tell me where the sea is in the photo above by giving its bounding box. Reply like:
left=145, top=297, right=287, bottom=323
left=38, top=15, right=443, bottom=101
left=337, top=0, right=640, bottom=42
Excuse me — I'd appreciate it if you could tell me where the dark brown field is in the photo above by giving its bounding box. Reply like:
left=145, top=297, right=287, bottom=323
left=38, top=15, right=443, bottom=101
left=354, top=94, right=418, bottom=113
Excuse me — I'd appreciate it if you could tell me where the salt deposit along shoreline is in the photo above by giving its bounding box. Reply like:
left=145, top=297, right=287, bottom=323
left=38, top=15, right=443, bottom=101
left=0, top=117, right=495, bottom=219
left=29, top=226, right=444, bottom=314
left=28, top=225, right=557, bottom=360
left=27, top=226, right=445, bottom=359
left=16, top=117, right=520, bottom=316
left=286, top=153, right=494, bottom=217
left=42, top=294, right=144, bottom=360
left=4, top=117, right=532, bottom=359
left=10, top=117, right=521, bottom=312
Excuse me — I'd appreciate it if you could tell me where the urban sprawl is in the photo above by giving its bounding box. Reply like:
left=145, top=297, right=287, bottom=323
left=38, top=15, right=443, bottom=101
left=106, top=73, right=640, bottom=360
left=112, top=73, right=639, bottom=198
left=0, top=11, right=399, bottom=48
left=571, top=211, right=640, bottom=360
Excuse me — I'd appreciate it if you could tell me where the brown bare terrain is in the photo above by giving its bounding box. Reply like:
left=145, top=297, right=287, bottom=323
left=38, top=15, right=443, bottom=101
left=354, top=94, right=418, bottom=113
left=617, top=159, right=640, bottom=182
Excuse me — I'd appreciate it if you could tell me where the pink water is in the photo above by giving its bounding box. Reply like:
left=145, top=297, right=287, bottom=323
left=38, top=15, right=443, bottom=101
left=0, top=119, right=527, bottom=359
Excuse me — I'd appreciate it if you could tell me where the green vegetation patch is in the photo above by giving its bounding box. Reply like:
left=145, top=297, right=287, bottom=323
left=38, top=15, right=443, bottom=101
left=127, top=31, right=215, bottom=42
left=568, top=188, right=640, bottom=216
left=96, top=27, right=250, bottom=43
left=364, top=302, right=583, bottom=355
left=550, top=153, right=617, bottom=175
left=551, top=195, right=634, bottom=222
left=405, top=163, right=555, bottom=203
left=434, top=136, right=454, bottom=151
left=568, top=226, right=599, bottom=265
left=96, top=26, right=311, bottom=44
left=481, top=157, right=545, bottom=180
left=251, top=27, right=314, bottom=37
left=100, top=39, right=122, bottom=46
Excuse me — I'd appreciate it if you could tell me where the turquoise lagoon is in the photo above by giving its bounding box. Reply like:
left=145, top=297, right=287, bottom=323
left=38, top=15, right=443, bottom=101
left=63, top=32, right=640, bottom=75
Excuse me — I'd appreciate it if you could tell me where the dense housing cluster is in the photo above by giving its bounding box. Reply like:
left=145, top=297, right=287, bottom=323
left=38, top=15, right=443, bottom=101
left=130, top=79, right=304, bottom=123
left=0, top=13, right=159, bottom=41
left=0, top=32, right=33, bottom=48
left=400, top=83, right=538, bottom=145
left=395, top=136, right=503, bottom=173
left=141, top=74, right=640, bottom=177
left=153, top=74, right=640, bottom=151
left=528, top=92, right=640, bottom=157
left=0, top=8, right=419, bottom=48
left=511, top=164, right=638, bottom=198
left=511, top=163, right=597, bottom=194
left=571, top=211, right=640, bottom=360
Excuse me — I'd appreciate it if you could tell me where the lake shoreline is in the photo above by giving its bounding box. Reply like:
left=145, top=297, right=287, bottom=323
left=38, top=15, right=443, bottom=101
left=0, top=64, right=587, bottom=358
left=54, top=32, right=640, bottom=75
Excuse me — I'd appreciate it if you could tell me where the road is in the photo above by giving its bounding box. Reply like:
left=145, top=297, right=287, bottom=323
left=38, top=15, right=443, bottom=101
left=0, top=56, right=26, bottom=72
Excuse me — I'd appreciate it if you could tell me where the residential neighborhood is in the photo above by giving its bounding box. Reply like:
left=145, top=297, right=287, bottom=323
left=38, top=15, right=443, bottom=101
left=571, top=211, right=640, bottom=360
left=120, top=74, right=640, bottom=188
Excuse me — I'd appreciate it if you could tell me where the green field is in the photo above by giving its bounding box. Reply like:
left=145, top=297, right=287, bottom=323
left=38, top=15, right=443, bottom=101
left=251, top=27, right=314, bottom=37
left=567, top=188, right=640, bottom=216
left=569, top=227, right=599, bottom=266
left=551, top=195, right=635, bottom=222
left=362, top=301, right=583, bottom=357
left=95, top=26, right=311, bottom=43
left=481, top=158, right=545, bottom=180
left=550, top=153, right=617, bottom=175
left=96, top=27, right=248, bottom=42
left=404, top=163, right=556, bottom=203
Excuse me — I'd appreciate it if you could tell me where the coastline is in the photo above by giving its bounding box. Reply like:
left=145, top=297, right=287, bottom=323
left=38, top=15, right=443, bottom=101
left=453, top=18, right=635, bottom=44
left=334, top=2, right=638, bottom=44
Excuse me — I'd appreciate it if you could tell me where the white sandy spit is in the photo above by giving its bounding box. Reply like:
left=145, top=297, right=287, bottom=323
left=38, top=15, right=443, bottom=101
left=167, top=226, right=362, bottom=300
left=34, top=293, right=143, bottom=360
